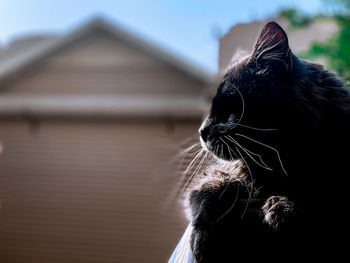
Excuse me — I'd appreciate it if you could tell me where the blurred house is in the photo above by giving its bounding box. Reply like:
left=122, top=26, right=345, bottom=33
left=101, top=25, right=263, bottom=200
left=0, top=17, right=212, bottom=263
left=219, top=17, right=338, bottom=73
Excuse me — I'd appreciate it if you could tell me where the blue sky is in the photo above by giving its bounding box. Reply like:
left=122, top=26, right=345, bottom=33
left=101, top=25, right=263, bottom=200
left=0, top=0, right=323, bottom=73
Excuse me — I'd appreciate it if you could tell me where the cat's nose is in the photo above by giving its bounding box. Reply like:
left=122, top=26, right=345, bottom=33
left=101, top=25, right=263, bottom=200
left=199, top=128, right=209, bottom=142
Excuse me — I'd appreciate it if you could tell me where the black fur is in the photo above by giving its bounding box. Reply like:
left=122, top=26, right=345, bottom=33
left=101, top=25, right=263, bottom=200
left=188, top=22, right=349, bottom=262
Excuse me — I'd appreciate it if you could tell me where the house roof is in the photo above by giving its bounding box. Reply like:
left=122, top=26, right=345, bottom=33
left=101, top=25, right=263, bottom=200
left=0, top=17, right=214, bottom=86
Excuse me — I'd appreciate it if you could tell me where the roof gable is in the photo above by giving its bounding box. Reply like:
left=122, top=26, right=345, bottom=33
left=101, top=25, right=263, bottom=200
left=0, top=17, right=214, bottom=86
left=44, top=29, right=164, bottom=69
left=3, top=29, right=206, bottom=96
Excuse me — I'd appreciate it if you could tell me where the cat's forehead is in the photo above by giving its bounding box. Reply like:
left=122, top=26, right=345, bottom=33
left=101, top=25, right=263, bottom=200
left=223, top=49, right=251, bottom=75
left=221, top=62, right=253, bottom=93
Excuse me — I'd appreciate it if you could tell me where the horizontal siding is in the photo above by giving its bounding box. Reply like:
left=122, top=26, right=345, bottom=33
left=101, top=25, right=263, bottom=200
left=0, top=119, right=200, bottom=263
left=5, top=68, right=203, bottom=95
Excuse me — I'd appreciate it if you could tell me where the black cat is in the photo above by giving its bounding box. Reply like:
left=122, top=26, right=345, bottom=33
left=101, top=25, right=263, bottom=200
left=187, top=21, right=349, bottom=262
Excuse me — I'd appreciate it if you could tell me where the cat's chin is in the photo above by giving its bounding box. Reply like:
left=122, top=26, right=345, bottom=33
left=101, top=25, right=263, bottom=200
left=199, top=136, right=221, bottom=159
left=200, top=136, right=236, bottom=163
left=212, top=153, right=234, bottom=162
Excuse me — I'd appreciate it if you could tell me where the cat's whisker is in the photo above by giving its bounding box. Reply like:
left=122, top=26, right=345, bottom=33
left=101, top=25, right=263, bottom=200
left=233, top=145, right=254, bottom=189
left=216, top=138, right=250, bottom=220
left=181, top=150, right=205, bottom=194
left=233, top=138, right=270, bottom=168
left=214, top=144, right=219, bottom=157
left=216, top=183, right=240, bottom=222
left=219, top=136, right=254, bottom=189
left=226, top=135, right=273, bottom=171
left=169, top=143, right=201, bottom=197
left=234, top=146, right=254, bottom=219
left=219, top=137, right=236, bottom=161
left=187, top=137, right=214, bottom=180
left=233, top=123, right=278, bottom=132
left=198, top=151, right=209, bottom=175
left=177, top=148, right=201, bottom=178
left=221, top=143, right=224, bottom=159
left=182, top=148, right=201, bottom=167
left=176, top=147, right=201, bottom=180
left=184, top=151, right=209, bottom=190
left=183, top=148, right=204, bottom=175
left=174, top=141, right=209, bottom=199
left=179, top=150, right=204, bottom=193
left=236, top=133, right=288, bottom=176
left=177, top=135, right=199, bottom=148
left=163, top=140, right=203, bottom=202
left=242, top=146, right=270, bottom=169
left=181, top=143, right=200, bottom=154
left=218, top=137, right=239, bottom=199
left=171, top=143, right=200, bottom=166
left=194, top=151, right=209, bottom=178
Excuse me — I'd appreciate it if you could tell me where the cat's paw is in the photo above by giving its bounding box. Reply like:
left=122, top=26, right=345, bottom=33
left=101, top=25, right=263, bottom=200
left=262, top=195, right=296, bottom=231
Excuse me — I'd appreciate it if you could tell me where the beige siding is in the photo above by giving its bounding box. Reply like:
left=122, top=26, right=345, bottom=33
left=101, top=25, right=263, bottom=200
left=4, top=67, right=203, bottom=95
left=0, top=23, right=207, bottom=263
left=0, top=119, right=199, bottom=263
left=2, top=31, right=204, bottom=96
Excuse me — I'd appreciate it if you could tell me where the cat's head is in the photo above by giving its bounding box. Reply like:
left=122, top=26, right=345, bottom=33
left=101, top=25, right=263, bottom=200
left=199, top=22, right=296, bottom=161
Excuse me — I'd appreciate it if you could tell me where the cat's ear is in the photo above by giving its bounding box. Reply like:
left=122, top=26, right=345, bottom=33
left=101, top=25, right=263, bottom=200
left=251, top=22, right=293, bottom=71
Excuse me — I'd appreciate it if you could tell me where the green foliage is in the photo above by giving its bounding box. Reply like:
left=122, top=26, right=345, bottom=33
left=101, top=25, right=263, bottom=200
left=308, top=17, right=350, bottom=84
left=279, top=8, right=312, bottom=29
left=307, top=13, right=350, bottom=86
left=285, top=0, right=350, bottom=87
